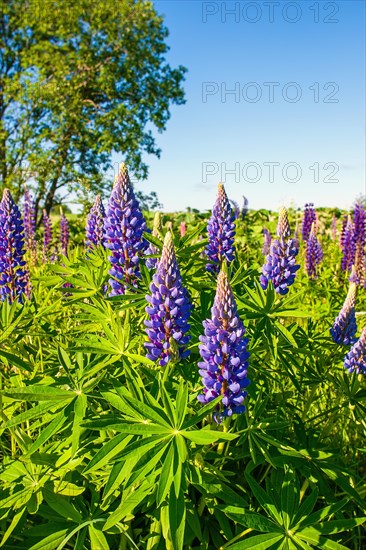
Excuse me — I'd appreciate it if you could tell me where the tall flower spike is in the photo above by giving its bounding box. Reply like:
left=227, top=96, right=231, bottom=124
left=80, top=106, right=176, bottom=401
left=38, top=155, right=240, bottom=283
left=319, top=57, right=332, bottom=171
left=305, top=223, right=323, bottom=279
left=229, top=200, right=240, bottom=220
left=349, top=241, right=365, bottom=286
left=197, top=270, right=250, bottom=421
left=23, top=186, right=37, bottom=263
left=260, top=207, right=300, bottom=295
left=146, top=211, right=163, bottom=270
left=60, top=208, right=69, bottom=257
left=330, top=282, right=357, bottom=345
left=205, top=183, right=236, bottom=274
left=241, top=196, right=248, bottom=220
left=42, top=209, right=53, bottom=262
left=262, top=228, right=271, bottom=255
left=144, top=231, right=191, bottom=366
left=85, top=195, right=105, bottom=250
left=353, top=202, right=366, bottom=248
left=341, top=215, right=355, bottom=272
left=180, top=220, right=187, bottom=237
left=302, top=203, right=316, bottom=242
left=344, top=325, right=366, bottom=375
left=0, top=189, right=29, bottom=302
left=331, top=213, right=337, bottom=241
left=104, top=164, right=148, bottom=295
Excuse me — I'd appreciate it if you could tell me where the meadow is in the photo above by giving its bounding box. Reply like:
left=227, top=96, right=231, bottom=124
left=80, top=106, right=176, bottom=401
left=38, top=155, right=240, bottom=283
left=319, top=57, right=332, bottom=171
left=0, top=169, right=365, bottom=550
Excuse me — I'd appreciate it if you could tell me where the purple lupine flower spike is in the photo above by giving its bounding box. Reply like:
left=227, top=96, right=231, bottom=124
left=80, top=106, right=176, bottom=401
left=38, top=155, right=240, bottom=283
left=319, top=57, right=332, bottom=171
left=305, top=223, right=323, bottom=279
left=23, top=186, right=37, bottom=263
left=197, top=270, right=250, bottom=421
left=205, top=183, right=236, bottom=274
left=241, top=196, right=248, bottom=220
left=104, top=163, right=148, bottom=295
left=0, top=189, right=29, bottom=303
left=86, top=195, right=105, bottom=250
left=353, top=202, right=366, bottom=248
left=260, top=207, right=300, bottom=295
left=302, top=203, right=316, bottom=242
left=341, top=215, right=355, bottom=272
left=60, top=208, right=69, bottom=257
left=42, top=209, right=53, bottom=263
left=330, top=282, right=357, bottom=345
left=146, top=212, right=163, bottom=270
left=349, top=242, right=365, bottom=286
left=144, top=231, right=191, bottom=366
left=262, top=228, right=271, bottom=255
left=344, top=325, right=366, bottom=375
left=331, top=214, right=337, bottom=241
left=229, top=200, right=240, bottom=220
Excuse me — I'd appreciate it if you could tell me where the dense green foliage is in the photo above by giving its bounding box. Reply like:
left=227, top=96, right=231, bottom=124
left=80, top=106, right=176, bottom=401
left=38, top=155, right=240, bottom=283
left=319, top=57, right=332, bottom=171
left=0, top=0, right=185, bottom=215
left=0, top=208, right=365, bottom=549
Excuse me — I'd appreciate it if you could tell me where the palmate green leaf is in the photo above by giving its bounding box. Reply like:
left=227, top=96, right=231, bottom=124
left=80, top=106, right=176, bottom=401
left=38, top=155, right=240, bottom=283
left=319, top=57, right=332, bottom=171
left=116, top=388, right=172, bottom=428
left=295, top=527, right=350, bottom=549
left=296, top=499, right=348, bottom=529
left=292, top=487, right=319, bottom=527
left=89, top=525, right=109, bottom=550
left=0, top=349, right=32, bottom=372
left=83, top=433, right=133, bottom=473
left=281, top=468, right=299, bottom=530
left=1, top=385, right=75, bottom=402
left=28, top=529, right=70, bottom=550
left=103, top=482, right=151, bottom=530
left=43, top=488, right=82, bottom=523
left=71, top=393, right=87, bottom=455
left=175, top=383, right=188, bottom=429
left=225, top=532, right=283, bottom=549
left=168, top=487, right=186, bottom=550
left=0, top=400, right=68, bottom=430
left=157, top=442, right=175, bottom=506
left=244, top=472, right=282, bottom=525
left=181, top=429, right=238, bottom=445
left=311, top=518, right=366, bottom=535
left=274, top=322, right=298, bottom=348
left=0, top=505, right=27, bottom=548
left=220, top=507, right=281, bottom=533
left=24, top=402, right=74, bottom=458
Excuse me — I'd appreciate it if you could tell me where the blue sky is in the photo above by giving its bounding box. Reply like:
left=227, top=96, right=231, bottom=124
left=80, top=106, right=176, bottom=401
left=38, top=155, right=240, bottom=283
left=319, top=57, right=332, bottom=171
left=119, top=0, right=366, bottom=212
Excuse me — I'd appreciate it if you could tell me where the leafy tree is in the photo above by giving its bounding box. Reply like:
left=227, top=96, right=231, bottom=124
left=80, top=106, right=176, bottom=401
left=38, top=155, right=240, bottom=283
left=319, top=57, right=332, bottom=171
left=0, top=0, right=186, bottom=216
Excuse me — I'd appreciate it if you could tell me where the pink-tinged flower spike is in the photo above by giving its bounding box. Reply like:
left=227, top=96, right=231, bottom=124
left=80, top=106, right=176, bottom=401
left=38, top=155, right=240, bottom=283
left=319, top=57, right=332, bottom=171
left=180, top=221, right=187, bottom=237
left=330, top=282, right=357, bottom=345
left=331, top=214, right=337, bottom=241
left=85, top=195, right=105, bottom=250
left=23, top=186, right=37, bottom=263
left=205, top=183, right=236, bottom=274
left=349, top=242, right=365, bottom=287
left=262, top=228, right=271, bottom=255
left=146, top=212, right=163, bottom=270
left=42, top=209, right=53, bottom=262
left=197, top=270, right=250, bottom=422
left=260, top=208, right=300, bottom=295
left=0, top=189, right=29, bottom=303
left=60, top=208, right=69, bottom=257
left=341, top=215, right=355, bottom=272
left=302, top=203, right=316, bottom=242
left=305, top=223, right=323, bottom=279
left=344, top=325, right=366, bottom=375
left=144, top=231, right=191, bottom=366
left=353, top=202, right=366, bottom=249
left=104, top=163, right=148, bottom=295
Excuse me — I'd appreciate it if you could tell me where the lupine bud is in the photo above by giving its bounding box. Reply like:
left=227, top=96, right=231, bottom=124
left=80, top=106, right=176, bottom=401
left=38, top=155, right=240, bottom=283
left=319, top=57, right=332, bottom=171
left=330, top=282, right=357, bottom=345
left=104, top=164, right=148, bottom=295
left=85, top=195, right=105, bottom=250
left=260, top=208, right=300, bottom=295
left=344, top=325, right=366, bottom=375
left=146, top=212, right=163, bottom=270
left=241, top=196, right=248, bottom=220
left=60, top=208, right=69, bottom=257
left=180, top=221, right=187, bottom=237
left=302, top=203, right=316, bottom=242
left=305, top=223, right=323, bottom=279
left=349, top=241, right=365, bottom=286
left=341, top=215, right=355, bottom=272
left=262, top=228, right=271, bottom=255
left=144, top=231, right=191, bottom=366
left=0, top=189, right=29, bottom=302
left=23, top=186, right=37, bottom=262
left=205, top=183, right=236, bottom=274
left=331, top=214, right=337, bottom=241
left=197, top=270, right=250, bottom=421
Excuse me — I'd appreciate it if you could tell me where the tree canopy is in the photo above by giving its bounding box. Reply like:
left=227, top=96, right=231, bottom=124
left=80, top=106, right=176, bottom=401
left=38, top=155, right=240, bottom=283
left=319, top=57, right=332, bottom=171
left=0, top=0, right=186, bottom=214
